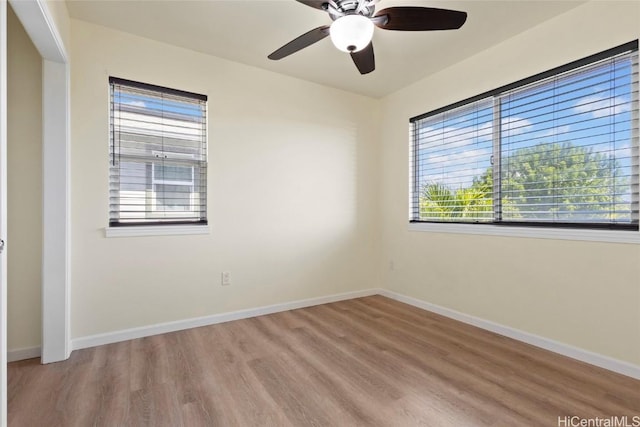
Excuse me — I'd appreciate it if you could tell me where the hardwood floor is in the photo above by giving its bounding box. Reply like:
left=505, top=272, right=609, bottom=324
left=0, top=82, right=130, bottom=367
left=8, top=296, right=640, bottom=426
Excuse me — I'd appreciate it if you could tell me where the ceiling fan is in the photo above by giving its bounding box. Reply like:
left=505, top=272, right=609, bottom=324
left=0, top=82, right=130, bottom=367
left=268, top=0, right=468, bottom=75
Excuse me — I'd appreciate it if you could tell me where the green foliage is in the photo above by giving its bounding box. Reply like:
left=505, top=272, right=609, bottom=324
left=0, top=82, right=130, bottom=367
left=420, top=142, right=627, bottom=221
left=419, top=182, right=492, bottom=221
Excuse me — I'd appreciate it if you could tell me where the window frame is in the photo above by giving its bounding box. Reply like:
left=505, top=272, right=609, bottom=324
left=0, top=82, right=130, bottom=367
left=409, top=40, right=640, bottom=241
left=107, top=77, right=209, bottom=235
left=150, top=152, right=196, bottom=214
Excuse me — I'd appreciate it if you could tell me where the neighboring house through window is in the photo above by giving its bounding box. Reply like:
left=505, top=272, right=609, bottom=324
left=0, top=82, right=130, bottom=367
left=109, top=77, right=207, bottom=226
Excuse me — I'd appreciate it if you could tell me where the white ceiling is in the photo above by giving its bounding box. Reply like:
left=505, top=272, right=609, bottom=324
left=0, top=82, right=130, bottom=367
left=65, top=0, right=584, bottom=98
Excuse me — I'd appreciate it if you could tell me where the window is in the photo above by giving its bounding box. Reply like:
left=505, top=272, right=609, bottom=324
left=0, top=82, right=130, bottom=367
left=109, top=77, right=207, bottom=226
left=410, top=41, right=639, bottom=230
left=152, top=162, right=194, bottom=212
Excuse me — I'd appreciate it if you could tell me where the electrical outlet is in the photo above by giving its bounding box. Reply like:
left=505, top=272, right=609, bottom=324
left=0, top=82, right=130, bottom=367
left=221, top=271, right=231, bottom=286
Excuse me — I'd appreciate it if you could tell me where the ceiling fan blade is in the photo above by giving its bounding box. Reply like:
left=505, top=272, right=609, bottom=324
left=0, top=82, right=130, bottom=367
left=350, top=42, right=375, bottom=75
left=268, top=26, right=330, bottom=60
left=295, top=0, right=329, bottom=11
left=374, top=7, right=467, bottom=31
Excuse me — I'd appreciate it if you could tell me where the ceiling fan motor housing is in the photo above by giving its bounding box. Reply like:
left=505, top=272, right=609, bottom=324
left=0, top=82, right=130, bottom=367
left=328, top=0, right=374, bottom=19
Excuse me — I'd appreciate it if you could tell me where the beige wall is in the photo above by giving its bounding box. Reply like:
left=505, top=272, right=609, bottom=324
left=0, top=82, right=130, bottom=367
left=7, top=6, right=43, bottom=351
left=70, top=19, right=381, bottom=338
left=379, top=0, right=640, bottom=365
left=9, top=0, right=638, bottom=370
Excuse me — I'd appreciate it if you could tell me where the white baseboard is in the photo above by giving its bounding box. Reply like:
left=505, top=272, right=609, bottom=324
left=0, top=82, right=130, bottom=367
left=67, top=287, right=640, bottom=380
left=7, top=346, right=41, bottom=363
left=379, top=289, right=640, bottom=380
left=72, top=288, right=379, bottom=351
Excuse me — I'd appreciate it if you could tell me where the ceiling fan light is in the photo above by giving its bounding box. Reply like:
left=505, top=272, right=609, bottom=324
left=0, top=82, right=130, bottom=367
left=329, top=15, right=374, bottom=53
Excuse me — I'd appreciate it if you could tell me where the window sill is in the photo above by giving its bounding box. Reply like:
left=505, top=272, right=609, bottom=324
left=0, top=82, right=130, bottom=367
left=105, top=224, right=210, bottom=238
left=408, top=222, right=640, bottom=244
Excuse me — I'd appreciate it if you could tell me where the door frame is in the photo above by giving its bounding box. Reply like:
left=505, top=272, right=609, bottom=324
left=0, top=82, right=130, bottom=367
left=1, top=1, right=9, bottom=424
left=8, top=0, right=70, bottom=367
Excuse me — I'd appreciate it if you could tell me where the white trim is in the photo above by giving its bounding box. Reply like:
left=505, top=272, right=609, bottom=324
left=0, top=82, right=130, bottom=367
left=409, top=222, right=640, bottom=244
left=379, top=289, right=640, bottom=380
left=8, top=0, right=67, bottom=63
left=105, top=224, right=210, bottom=238
left=7, top=346, right=41, bottom=363
left=41, top=60, right=71, bottom=363
left=0, top=1, right=7, bottom=424
left=72, top=288, right=378, bottom=350
left=69, top=288, right=640, bottom=380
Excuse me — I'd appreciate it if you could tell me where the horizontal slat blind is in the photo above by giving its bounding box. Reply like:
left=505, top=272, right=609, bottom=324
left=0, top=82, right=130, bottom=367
left=500, top=51, right=638, bottom=224
left=410, top=41, right=639, bottom=229
left=110, top=77, right=208, bottom=226
left=411, top=99, right=494, bottom=222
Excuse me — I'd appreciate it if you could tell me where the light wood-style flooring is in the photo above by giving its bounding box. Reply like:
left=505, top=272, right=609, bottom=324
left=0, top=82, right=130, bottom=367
left=8, top=296, right=640, bottom=426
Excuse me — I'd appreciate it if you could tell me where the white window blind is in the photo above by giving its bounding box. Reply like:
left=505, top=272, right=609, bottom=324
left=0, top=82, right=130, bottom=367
left=411, top=98, right=494, bottom=222
left=109, top=77, right=207, bottom=226
left=411, top=41, right=639, bottom=230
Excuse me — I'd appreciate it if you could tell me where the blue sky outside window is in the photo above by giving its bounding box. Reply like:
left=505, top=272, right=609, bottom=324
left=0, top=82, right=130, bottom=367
left=411, top=44, right=638, bottom=229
